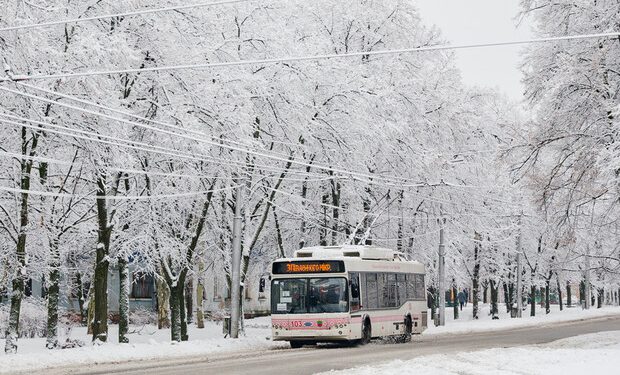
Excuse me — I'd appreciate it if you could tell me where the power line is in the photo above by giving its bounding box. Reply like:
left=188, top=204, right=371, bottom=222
left=0, top=184, right=240, bottom=200
left=16, top=82, right=280, bottom=158
left=0, top=0, right=262, bottom=33
left=2, top=31, right=618, bottom=83
left=0, top=85, right=431, bottom=187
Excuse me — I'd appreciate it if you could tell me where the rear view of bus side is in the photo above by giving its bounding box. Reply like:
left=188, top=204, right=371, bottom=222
left=270, top=245, right=427, bottom=348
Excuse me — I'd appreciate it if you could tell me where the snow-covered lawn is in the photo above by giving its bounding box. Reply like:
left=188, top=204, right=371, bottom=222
left=0, top=305, right=618, bottom=374
left=320, top=330, right=620, bottom=375
left=425, top=303, right=620, bottom=336
left=0, top=317, right=287, bottom=374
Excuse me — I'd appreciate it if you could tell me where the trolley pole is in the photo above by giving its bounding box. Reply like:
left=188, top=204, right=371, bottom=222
left=516, top=213, right=523, bottom=318
left=438, top=206, right=446, bottom=326
left=230, top=180, right=245, bottom=338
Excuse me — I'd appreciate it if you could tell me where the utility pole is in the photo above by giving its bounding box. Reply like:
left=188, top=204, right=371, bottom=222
left=516, top=213, right=523, bottom=318
left=438, top=205, right=446, bottom=326
left=230, top=180, right=245, bottom=338
left=585, top=199, right=595, bottom=310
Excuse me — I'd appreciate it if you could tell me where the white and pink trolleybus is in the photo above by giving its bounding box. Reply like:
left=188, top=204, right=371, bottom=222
left=270, top=245, right=427, bottom=348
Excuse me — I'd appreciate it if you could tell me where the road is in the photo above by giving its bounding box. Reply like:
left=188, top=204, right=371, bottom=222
left=56, top=315, right=620, bottom=375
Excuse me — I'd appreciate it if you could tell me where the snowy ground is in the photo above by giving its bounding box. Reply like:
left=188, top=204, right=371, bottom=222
left=319, top=330, right=620, bottom=375
left=0, top=305, right=619, bottom=374
left=0, top=317, right=287, bottom=374
left=424, top=303, right=620, bottom=336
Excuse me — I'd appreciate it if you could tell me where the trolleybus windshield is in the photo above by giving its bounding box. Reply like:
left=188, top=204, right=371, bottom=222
left=271, top=278, right=348, bottom=314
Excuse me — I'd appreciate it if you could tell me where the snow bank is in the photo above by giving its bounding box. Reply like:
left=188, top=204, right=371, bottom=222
left=0, top=317, right=287, bottom=374
left=320, top=330, right=620, bottom=375
left=424, top=304, right=620, bottom=336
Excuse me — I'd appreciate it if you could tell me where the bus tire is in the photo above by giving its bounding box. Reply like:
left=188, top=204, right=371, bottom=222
left=290, top=340, right=304, bottom=349
left=401, top=315, right=412, bottom=343
left=360, top=319, right=371, bottom=345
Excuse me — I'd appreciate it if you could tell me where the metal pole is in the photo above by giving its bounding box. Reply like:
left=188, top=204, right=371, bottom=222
left=438, top=205, right=446, bottom=326
left=230, top=181, right=245, bottom=338
left=516, top=214, right=523, bottom=318
left=585, top=199, right=595, bottom=310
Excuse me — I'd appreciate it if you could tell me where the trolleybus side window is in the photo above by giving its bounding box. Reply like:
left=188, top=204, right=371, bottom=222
left=381, top=273, right=397, bottom=307
left=397, top=274, right=407, bottom=305
left=364, top=273, right=379, bottom=309
left=350, top=273, right=361, bottom=312
left=414, top=274, right=425, bottom=299
left=406, top=274, right=415, bottom=299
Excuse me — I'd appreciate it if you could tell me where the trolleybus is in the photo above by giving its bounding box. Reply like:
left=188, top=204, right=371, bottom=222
left=270, top=245, right=427, bottom=348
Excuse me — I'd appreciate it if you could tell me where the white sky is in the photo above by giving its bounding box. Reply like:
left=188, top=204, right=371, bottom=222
left=415, top=0, right=532, bottom=100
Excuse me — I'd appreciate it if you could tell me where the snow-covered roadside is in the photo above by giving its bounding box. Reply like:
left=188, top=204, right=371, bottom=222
left=0, top=317, right=287, bottom=374
left=424, top=304, right=620, bottom=336
left=319, top=330, right=620, bottom=375
left=1, top=305, right=619, bottom=374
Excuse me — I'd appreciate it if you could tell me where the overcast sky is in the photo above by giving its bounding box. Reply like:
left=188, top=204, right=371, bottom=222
left=415, top=0, right=532, bottom=100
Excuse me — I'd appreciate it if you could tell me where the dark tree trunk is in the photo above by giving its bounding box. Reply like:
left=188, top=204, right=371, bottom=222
left=490, top=280, right=499, bottom=318
left=118, top=256, right=129, bottom=344
left=530, top=285, right=536, bottom=317
left=556, top=275, right=563, bottom=311
left=169, top=283, right=182, bottom=342
left=46, top=238, right=61, bottom=349
left=482, top=281, right=488, bottom=304
left=273, top=210, right=285, bottom=258
left=319, top=191, right=329, bottom=246
left=597, top=288, right=603, bottom=308
left=75, top=272, right=87, bottom=325
left=330, top=177, right=340, bottom=246
left=5, top=127, right=38, bottom=353
left=179, top=277, right=188, bottom=341
left=453, top=286, right=459, bottom=320
left=185, top=277, right=193, bottom=325
left=472, top=234, right=481, bottom=319
left=503, top=283, right=511, bottom=313
left=92, top=175, right=113, bottom=343
left=545, top=283, right=550, bottom=314
left=566, top=281, right=572, bottom=308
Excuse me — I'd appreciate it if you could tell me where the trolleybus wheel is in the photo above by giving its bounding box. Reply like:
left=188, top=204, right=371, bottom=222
left=401, top=316, right=412, bottom=343
left=290, top=340, right=304, bottom=349
left=360, top=320, right=371, bottom=345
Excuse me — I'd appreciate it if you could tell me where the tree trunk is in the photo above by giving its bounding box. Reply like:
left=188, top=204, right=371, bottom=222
left=46, top=238, right=61, bottom=349
left=5, top=128, right=38, bottom=353
left=490, top=280, right=499, bottom=319
left=545, top=283, right=550, bottom=314
left=597, top=288, right=603, bottom=308
left=471, top=236, right=481, bottom=319
left=566, top=281, right=572, bottom=308
left=156, top=274, right=170, bottom=329
left=556, top=275, right=563, bottom=311
left=482, top=281, right=488, bottom=304
left=503, top=283, right=511, bottom=313
left=118, top=256, right=129, bottom=344
left=185, top=277, right=193, bottom=326
left=87, top=283, right=95, bottom=335
left=169, top=283, right=182, bottom=342
left=530, top=285, right=536, bottom=317
left=92, top=175, right=112, bottom=343
left=75, top=272, right=87, bottom=325
left=196, top=263, right=205, bottom=329
left=330, top=178, right=340, bottom=246
left=452, top=286, right=459, bottom=320
left=179, top=279, right=188, bottom=341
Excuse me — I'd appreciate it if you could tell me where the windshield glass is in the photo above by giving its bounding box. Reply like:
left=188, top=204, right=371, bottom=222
left=271, top=278, right=348, bottom=314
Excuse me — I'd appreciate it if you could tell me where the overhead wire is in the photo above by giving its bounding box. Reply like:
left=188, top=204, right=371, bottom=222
left=1, top=31, right=618, bottom=82
left=0, top=0, right=263, bottom=33
left=0, top=183, right=241, bottom=200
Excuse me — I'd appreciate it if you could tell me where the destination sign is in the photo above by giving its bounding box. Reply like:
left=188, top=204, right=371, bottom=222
left=272, top=260, right=345, bottom=274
